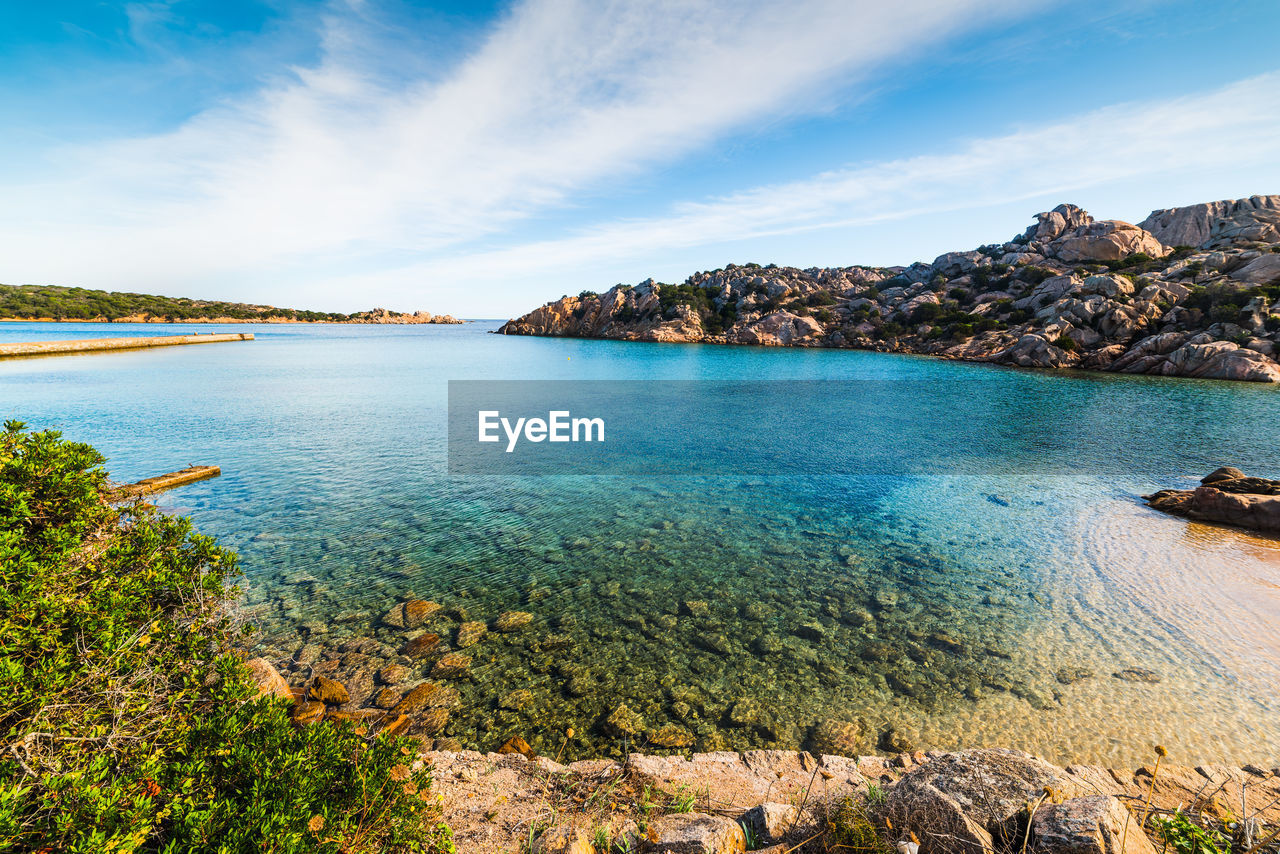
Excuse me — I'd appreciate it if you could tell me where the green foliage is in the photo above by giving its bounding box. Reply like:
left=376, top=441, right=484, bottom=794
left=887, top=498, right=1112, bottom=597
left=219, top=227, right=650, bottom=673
left=1018, top=266, right=1057, bottom=285
left=823, top=797, right=892, bottom=854
left=1054, top=334, right=1078, bottom=352
left=1150, top=810, right=1229, bottom=854
left=0, top=424, right=452, bottom=853
left=0, top=284, right=352, bottom=322
left=656, top=284, right=736, bottom=333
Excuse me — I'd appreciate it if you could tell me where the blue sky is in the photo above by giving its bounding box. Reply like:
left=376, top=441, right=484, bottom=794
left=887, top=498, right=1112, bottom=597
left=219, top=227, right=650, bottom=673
left=2, top=0, right=1279, bottom=317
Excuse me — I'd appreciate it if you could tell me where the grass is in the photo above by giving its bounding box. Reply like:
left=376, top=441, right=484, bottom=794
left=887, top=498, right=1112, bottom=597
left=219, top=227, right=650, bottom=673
left=0, top=422, right=454, bottom=853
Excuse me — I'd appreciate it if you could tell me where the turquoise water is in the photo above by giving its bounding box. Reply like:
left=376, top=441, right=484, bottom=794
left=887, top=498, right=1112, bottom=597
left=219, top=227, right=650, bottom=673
left=3, top=320, right=1280, bottom=766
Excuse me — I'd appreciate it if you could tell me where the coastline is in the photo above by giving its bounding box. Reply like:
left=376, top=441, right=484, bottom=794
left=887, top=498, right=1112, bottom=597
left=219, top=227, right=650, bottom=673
left=0, top=314, right=468, bottom=324
left=498, top=195, right=1280, bottom=384
left=420, top=745, right=1280, bottom=853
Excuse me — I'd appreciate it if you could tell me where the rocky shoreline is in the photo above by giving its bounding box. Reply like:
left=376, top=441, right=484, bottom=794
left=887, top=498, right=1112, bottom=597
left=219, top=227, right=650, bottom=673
left=499, top=195, right=1280, bottom=383
left=0, top=307, right=464, bottom=324
left=241, top=643, right=1280, bottom=852
left=409, top=745, right=1280, bottom=853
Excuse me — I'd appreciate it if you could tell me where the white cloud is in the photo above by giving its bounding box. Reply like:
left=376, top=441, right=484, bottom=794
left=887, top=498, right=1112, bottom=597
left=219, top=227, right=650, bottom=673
left=0, top=0, right=1039, bottom=304
left=352, top=70, right=1280, bottom=314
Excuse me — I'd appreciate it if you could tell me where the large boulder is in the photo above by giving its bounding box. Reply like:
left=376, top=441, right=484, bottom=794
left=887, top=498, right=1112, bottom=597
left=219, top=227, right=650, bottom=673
left=933, top=251, right=990, bottom=278
left=1163, top=341, right=1280, bottom=381
left=994, top=334, right=1078, bottom=369
left=245, top=657, right=293, bottom=702
left=1022, top=204, right=1094, bottom=244
left=1139, top=195, right=1280, bottom=248
left=887, top=750, right=1087, bottom=854
left=1049, top=221, right=1169, bottom=263
left=732, top=311, right=825, bottom=346
left=1032, top=795, right=1156, bottom=854
left=1145, top=469, right=1280, bottom=532
left=645, top=813, right=746, bottom=853
left=1230, top=254, right=1280, bottom=286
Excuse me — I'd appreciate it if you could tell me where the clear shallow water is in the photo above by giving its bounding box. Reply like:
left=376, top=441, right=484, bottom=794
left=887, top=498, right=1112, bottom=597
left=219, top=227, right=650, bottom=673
left=3, top=320, right=1280, bottom=766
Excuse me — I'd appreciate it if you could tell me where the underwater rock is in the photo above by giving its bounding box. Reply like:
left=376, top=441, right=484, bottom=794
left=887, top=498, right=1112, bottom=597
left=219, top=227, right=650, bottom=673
left=417, top=707, right=450, bottom=736
left=393, top=681, right=460, bottom=715
left=794, top=621, right=827, bottom=641
left=809, top=718, right=871, bottom=756
left=1055, top=667, right=1094, bottom=685
left=373, top=687, right=401, bottom=709
left=431, top=653, right=472, bottom=678
left=728, top=700, right=759, bottom=728
left=377, top=663, right=409, bottom=684
left=500, top=689, right=534, bottom=711
left=754, top=635, right=783, bottom=655
left=456, top=621, right=487, bottom=648
left=648, top=725, right=696, bottom=749
left=880, top=726, right=915, bottom=753
left=605, top=703, right=645, bottom=738
left=494, top=611, right=534, bottom=632
left=383, top=599, right=441, bottom=629
left=682, top=600, right=710, bottom=617
left=309, top=676, right=350, bottom=705
left=1112, top=668, right=1161, bottom=684
left=402, top=632, right=443, bottom=659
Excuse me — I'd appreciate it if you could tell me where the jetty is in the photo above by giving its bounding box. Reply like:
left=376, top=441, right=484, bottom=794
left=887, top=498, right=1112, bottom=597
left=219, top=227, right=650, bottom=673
left=0, top=332, right=253, bottom=359
left=115, top=466, right=222, bottom=498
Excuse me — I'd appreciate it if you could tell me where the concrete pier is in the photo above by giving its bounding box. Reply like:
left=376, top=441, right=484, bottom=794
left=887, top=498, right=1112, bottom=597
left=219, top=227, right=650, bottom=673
left=0, top=332, right=253, bottom=359
left=115, top=466, right=222, bottom=498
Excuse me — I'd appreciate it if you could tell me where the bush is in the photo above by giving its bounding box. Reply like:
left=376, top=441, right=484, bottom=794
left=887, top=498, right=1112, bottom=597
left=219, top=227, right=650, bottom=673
left=0, top=422, right=453, bottom=853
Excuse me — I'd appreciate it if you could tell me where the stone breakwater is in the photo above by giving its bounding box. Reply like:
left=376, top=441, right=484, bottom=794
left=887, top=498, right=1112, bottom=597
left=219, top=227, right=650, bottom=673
left=1145, top=466, right=1280, bottom=533
left=0, top=332, right=253, bottom=358
left=499, top=194, right=1280, bottom=382
left=408, top=746, right=1280, bottom=853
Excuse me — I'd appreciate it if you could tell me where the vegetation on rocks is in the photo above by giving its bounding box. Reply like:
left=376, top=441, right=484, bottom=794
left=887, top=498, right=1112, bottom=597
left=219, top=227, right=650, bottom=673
left=0, top=422, right=453, bottom=853
left=499, top=194, right=1280, bottom=382
left=0, top=283, right=460, bottom=324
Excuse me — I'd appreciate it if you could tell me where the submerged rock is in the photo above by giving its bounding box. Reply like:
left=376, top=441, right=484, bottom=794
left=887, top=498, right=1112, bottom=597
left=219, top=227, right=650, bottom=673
left=431, top=653, right=472, bottom=678
left=456, top=621, right=487, bottom=648
left=383, top=599, right=441, bottom=629
left=494, top=611, right=534, bottom=632
left=604, top=703, right=645, bottom=738
left=308, top=676, right=350, bottom=705
left=401, top=632, right=443, bottom=659
left=809, top=718, right=871, bottom=756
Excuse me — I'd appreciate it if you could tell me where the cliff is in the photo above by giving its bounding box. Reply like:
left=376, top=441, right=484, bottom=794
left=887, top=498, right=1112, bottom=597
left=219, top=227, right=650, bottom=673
left=499, top=195, right=1280, bottom=382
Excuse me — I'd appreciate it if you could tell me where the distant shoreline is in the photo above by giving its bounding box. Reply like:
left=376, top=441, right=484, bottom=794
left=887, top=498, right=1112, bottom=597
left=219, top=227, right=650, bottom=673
left=0, top=315, right=468, bottom=325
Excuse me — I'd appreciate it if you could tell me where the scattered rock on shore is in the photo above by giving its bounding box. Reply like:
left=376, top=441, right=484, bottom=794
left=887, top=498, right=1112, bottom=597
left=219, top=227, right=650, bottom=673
left=1145, top=466, right=1280, bottom=532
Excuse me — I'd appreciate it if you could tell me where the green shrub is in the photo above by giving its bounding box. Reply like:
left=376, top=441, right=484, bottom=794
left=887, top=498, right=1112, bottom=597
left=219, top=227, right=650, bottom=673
left=0, top=423, right=453, bottom=853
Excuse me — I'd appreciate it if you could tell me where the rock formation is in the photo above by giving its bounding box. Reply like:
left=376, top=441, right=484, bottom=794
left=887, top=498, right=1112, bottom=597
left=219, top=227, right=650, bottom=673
left=1145, top=466, right=1280, bottom=532
left=346, top=308, right=463, bottom=324
left=499, top=195, right=1280, bottom=383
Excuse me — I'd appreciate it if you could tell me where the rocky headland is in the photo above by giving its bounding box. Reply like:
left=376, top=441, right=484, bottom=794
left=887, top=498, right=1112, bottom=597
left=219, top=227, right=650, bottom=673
left=499, top=195, right=1280, bottom=382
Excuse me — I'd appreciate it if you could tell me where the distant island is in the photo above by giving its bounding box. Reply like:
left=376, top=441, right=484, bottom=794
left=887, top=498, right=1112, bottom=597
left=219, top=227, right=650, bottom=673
left=500, top=194, right=1280, bottom=382
left=0, top=283, right=463, bottom=324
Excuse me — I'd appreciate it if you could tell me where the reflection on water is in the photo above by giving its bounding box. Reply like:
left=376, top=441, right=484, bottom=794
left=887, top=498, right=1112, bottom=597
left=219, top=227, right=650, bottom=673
left=3, top=320, right=1279, bottom=765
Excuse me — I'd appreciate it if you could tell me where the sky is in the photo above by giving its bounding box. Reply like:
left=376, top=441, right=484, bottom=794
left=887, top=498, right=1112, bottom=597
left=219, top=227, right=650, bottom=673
left=1, top=1, right=1279, bottom=317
